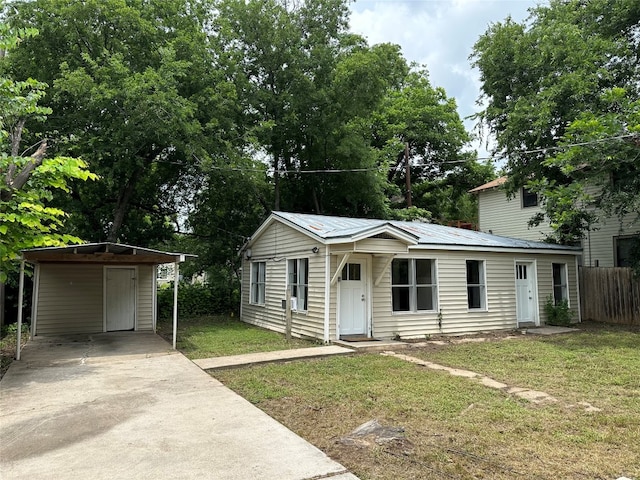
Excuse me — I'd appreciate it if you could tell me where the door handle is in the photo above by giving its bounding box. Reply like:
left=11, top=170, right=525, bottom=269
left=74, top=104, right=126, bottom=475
left=361, top=294, right=365, bottom=301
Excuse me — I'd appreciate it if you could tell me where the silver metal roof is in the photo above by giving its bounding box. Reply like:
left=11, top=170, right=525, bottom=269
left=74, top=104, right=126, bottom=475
left=22, top=242, right=195, bottom=263
left=273, top=211, right=581, bottom=252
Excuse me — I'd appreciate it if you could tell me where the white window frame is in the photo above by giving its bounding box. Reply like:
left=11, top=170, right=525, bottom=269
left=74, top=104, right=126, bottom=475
left=250, top=261, right=266, bottom=305
left=391, top=258, right=438, bottom=313
left=552, top=263, right=568, bottom=305
left=466, top=259, right=487, bottom=311
left=288, top=258, right=308, bottom=312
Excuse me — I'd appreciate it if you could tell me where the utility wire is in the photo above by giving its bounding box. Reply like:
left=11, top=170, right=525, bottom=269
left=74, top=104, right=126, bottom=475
left=150, top=133, right=638, bottom=173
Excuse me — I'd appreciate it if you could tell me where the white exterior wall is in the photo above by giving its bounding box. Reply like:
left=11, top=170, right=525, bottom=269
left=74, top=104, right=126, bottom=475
left=137, top=264, right=155, bottom=331
left=241, top=221, right=326, bottom=339
left=582, top=213, right=638, bottom=267
left=35, top=263, right=156, bottom=336
left=371, top=250, right=580, bottom=339
left=35, top=264, right=104, bottom=335
left=477, top=188, right=552, bottom=241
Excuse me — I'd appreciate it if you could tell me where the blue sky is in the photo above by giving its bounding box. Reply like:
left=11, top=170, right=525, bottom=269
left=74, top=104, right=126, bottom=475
left=348, top=0, right=544, bottom=159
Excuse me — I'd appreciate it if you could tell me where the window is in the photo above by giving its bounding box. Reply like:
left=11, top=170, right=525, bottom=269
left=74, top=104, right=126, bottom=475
left=522, top=187, right=538, bottom=208
left=288, top=258, right=308, bottom=311
left=341, top=263, right=361, bottom=281
left=615, top=235, right=639, bottom=268
left=552, top=263, right=568, bottom=305
left=391, top=259, right=437, bottom=312
left=466, top=260, right=486, bottom=310
left=250, top=262, right=265, bottom=305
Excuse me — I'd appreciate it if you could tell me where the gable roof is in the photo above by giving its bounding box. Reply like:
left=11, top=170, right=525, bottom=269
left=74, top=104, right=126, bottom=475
left=248, top=211, right=580, bottom=254
left=468, top=176, right=507, bottom=193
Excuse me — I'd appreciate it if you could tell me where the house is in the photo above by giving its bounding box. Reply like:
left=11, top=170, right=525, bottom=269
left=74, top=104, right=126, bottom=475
left=15, top=243, right=193, bottom=359
left=239, top=211, right=581, bottom=342
left=470, top=177, right=639, bottom=267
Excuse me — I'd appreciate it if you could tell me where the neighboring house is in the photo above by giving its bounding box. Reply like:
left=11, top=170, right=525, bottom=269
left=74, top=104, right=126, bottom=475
left=470, top=177, right=639, bottom=267
left=240, top=212, right=581, bottom=342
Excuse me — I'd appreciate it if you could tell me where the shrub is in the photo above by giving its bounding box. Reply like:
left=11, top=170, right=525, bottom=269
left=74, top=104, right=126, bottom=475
left=157, top=280, right=239, bottom=320
left=544, top=295, right=573, bottom=326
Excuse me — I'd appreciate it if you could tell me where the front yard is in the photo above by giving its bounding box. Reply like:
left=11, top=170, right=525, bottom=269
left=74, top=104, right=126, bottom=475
left=208, top=321, right=640, bottom=480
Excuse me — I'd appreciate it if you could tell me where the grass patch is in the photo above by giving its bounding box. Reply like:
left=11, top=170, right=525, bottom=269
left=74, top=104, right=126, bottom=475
left=214, top=324, right=640, bottom=480
left=0, top=323, right=29, bottom=380
left=156, top=315, right=316, bottom=359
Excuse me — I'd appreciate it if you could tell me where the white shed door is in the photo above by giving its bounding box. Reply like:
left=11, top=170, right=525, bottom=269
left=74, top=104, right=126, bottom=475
left=339, top=262, right=367, bottom=336
left=106, top=268, right=136, bottom=331
left=515, top=262, right=536, bottom=325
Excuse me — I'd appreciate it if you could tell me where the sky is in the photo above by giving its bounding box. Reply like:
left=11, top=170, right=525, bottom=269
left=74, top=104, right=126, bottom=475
left=348, top=0, right=543, bottom=160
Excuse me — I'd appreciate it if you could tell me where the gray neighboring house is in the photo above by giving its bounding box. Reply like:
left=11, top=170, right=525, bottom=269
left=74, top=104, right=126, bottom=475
left=240, top=212, right=582, bottom=342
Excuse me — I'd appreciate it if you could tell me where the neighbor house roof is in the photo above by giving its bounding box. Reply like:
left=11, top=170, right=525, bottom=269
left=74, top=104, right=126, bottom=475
left=468, top=176, right=507, bottom=193
left=22, top=242, right=195, bottom=264
left=248, top=211, right=580, bottom=254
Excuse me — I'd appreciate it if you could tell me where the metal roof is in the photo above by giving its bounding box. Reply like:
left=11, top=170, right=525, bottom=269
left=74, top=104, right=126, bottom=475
left=272, top=211, right=581, bottom=253
left=22, top=242, right=195, bottom=264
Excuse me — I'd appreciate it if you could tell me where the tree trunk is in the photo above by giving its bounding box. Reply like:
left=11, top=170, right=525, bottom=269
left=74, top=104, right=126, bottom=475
left=107, top=174, right=138, bottom=242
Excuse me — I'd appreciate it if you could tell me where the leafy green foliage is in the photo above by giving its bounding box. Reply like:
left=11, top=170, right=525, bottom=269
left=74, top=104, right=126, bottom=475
left=157, top=281, right=240, bottom=320
left=544, top=295, right=573, bottom=326
left=473, top=0, right=640, bottom=246
left=0, top=20, right=97, bottom=280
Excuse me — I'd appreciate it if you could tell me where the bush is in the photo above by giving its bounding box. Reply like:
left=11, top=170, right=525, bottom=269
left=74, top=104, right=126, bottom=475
left=544, top=296, right=573, bottom=326
left=157, top=281, right=239, bottom=320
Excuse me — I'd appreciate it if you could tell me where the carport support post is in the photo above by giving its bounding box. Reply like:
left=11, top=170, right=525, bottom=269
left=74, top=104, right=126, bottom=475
left=16, top=258, right=25, bottom=361
left=172, top=261, right=179, bottom=349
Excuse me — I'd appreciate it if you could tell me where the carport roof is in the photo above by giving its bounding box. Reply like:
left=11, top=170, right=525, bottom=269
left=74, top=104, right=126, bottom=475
left=21, top=242, right=195, bottom=264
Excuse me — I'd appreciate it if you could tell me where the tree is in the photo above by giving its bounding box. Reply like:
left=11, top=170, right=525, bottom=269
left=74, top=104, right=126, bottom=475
left=472, top=0, right=640, bottom=243
left=0, top=22, right=96, bottom=331
left=5, top=0, right=231, bottom=244
left=212, top=0, right=409, bottom=217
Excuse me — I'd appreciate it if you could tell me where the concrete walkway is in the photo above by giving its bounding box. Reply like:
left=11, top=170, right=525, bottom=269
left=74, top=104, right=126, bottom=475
left=193, top=345, right=354, bottom=370
left=0, top=333, right=358, bottom=480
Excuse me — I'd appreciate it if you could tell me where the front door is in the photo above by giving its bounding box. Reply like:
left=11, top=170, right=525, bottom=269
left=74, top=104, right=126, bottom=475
left=515, top=262, right=537, bottom=325
left=106, top=268, right=136, bottom=331
left=339, top=261, right=367, bottom=336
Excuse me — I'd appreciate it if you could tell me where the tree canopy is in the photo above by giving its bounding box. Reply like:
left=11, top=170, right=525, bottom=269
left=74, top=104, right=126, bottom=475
left=472, top=0, right=639, bottom=244
left=0, top=22, right=97, bottom=281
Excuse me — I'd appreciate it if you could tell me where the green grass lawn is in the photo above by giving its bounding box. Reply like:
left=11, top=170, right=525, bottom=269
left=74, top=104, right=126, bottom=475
left=213, top=324, right=640, bottom=480
left=156, top=315, right=316, bottom=359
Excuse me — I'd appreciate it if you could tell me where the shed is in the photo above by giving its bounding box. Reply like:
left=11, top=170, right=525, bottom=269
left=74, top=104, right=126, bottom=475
left=15, top=243, right=194, bottom=359
left=240, top=212, right=582, bottom=342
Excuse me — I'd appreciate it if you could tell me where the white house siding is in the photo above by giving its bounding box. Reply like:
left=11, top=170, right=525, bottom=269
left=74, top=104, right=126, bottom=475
left=370, top=250, right=580, bottom=339
left=536, top=254, right=580, bottom=323
left=241, top=221, right=326, bottom=339
left=136, top=265, right=155, bottom=331
left=34, top=264, right=103, bottom=335
left=582, top=213, right=638, bottom=267
left=478, top=188, right=552, bottom=241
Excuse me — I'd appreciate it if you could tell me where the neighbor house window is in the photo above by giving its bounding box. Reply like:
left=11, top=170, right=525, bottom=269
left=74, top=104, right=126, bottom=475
left=288, top=258, right=308, bottom=311
left=522, top=187, right=538, bottom=208
left=466, top=260, right=486, bottom=310
left=552, top=263, right=568, bottom=305
left=391, top=259, right=437, bottom=312
left=615, top=235, right=639, bottom=267
left=250, top=262, right=265, bottom=305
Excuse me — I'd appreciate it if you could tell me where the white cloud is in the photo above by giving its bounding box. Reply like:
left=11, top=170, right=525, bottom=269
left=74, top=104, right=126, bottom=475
left=349, top=0, right=541, bottom=160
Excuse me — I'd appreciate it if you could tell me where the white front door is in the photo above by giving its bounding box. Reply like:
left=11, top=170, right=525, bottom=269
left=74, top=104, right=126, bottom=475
left=339, top=261, right=367, bottom=336
left=515, top=262, right=537, bottom=325
left=106, top=268, right=136, bottom=331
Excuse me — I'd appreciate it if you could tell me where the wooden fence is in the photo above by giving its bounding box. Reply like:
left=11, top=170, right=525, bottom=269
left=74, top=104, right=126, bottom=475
left=579, top=267, right=640, bottom=325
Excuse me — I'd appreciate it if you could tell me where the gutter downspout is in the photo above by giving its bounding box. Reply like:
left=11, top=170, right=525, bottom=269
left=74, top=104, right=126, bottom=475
left=323, top=245, right=330, bottom=343
left=16, top=258, right=25, bottom=361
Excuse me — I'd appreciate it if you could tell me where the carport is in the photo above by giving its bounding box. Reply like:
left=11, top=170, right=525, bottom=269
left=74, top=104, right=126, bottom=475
left=15, top=242, right=194, bottom=359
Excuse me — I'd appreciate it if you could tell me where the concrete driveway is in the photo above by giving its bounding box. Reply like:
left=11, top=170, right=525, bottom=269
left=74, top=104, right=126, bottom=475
left=0, top=332, right=357, bottom=480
